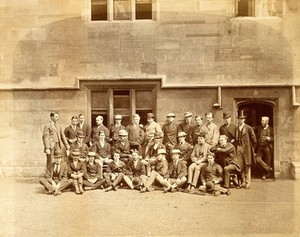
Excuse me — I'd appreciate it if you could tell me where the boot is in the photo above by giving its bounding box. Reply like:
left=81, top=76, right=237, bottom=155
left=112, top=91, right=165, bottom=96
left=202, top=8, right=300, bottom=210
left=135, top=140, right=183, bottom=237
left=74, top=184, right=80, bottom=194
left=79, top=185, right=84, bottom=194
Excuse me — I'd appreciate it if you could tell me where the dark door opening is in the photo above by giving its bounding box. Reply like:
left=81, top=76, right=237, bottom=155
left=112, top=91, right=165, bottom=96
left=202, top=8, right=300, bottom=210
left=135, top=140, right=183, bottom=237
left=238, top=102, right=274, bottom=179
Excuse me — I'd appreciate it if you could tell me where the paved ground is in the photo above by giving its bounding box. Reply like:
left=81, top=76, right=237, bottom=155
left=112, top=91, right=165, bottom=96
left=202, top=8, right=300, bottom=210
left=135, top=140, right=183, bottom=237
left=0, top=178, right=299, bottom=237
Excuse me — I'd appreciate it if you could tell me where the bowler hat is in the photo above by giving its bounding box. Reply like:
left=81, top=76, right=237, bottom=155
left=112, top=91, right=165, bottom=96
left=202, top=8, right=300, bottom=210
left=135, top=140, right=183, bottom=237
left=184, top=112, right=193, bottom=118
left=119, top=129, right=128, bottom=136
left=171, top=149, right=181, bottom=154
left=206, top=181, right=215, bottom=192
left=177, top=131, right=187, bottom=137
left=88, top=151, right=96, bottom=157
left=53, top=149, right=63, bottom=158
left=76, top=130, right=85, bottom=138
left=166, top=113, right=176, bottom=118
left=222, top=112, right=231, bottom=119
left=114, top=114, right=122, bottom=120
left=132, top=177, right=142, bottom=188
left=157, top=149, right=167, bottom=155
left=237, top=110, right=246, bottom=119
left=154, top=132, right=163, bottom=139
left=147, top=113, right=155, bottom=118
left=71, top=149, right=81, bottom=157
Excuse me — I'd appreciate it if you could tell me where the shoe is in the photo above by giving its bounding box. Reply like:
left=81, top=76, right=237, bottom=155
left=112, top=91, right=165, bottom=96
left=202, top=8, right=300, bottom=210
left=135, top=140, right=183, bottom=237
left=245, top=184, right=250, bottom=190
left=226, top=189, right=231, bottom=196
left=45, top=190, right=53, bottom=195
left=53, top=190, right=61, bottom=196
left=163, top=187, right=171, bottom=193
left=84, top=187, right=92, bottom=191
left=262, top=175, right=266, bottom=180
left=104, top=186, right=112, bottom=192
left=170, top=188, right=177, bottom=193
left=214, top=191, right=221, bottom=196
left=79, top=185, right=84, bottom=194
left=140, top=187, right=147, bottom=193
left=112, top=185, right=118, bottom=191
left=148, top=187, right=155, bottom=192
left=266, top=168, right=273, bottom=179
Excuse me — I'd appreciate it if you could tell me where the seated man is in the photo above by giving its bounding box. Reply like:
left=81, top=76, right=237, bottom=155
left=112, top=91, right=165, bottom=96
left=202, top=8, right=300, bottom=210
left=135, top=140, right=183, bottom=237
left=211, top=135, right=242, bottom=189
left=145, top=132, right=166, bottom=160
left=91, top=131, right=112, bottom=166
left=103, top=151, right=134, bottom=192
left=113, top=129, right=131, bottom=164
left=70, top=130, right=89, bottom=163
left=140, top=149, right=169, bottom=193
left=39, top=149, right=72, bottom=196
left=164, top=149, right=187, bottom=193
left=109, top=114, right=126, bottom=145
left=187, top=132, right=211, bottom=192
left=68, top=149, right=86, bottom=195
left=83, top=151, right=106, bottom=190
left=126, top=150, right=148, bottom=190
left=199, top=153, right=230, bottom=196
left=174, top=131, right=193, bottom=165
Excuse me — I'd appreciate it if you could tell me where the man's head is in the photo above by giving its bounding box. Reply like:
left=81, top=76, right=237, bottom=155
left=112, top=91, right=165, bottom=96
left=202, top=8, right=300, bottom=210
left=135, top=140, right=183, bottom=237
left=218, top=135, right=228, bottom=147
left=96, top=115, right=104, bottom=126
left=171, top=149, right=181, bottom=162
left=157, top=149, right=167, bottom=161
left=147, top=113, right=155, bottom=124
left=50, top=112, right=59, bottom=123
left=114, top=114, right=122, bottom=125
left=113, top=152, right=121, bottom=162
left=207, top=152, right=216, bottom=165
left=71, top=116, right=78, bottom=126
left=197, top=132, right=206, bottom=144
left=133, top=114, right=140, bottom=125
left=53, top=149, right=63, bottom=164
left=195, top=115, right=203, bottom=126
left=99, top=131, right=105, bottom=141
left=177, top=131, right=187, bottom=143
left=87, top=151, right=96, bottom=163
left=205, top=112, right=213, bottom=125
left=222, top=112, right=231, bottom=125
left=131, top=150, right=140, bottom=161
left=261, top=116, right=269, bottom=128
left=78, top=114, right=85, bottom=123
left=166, top=113, right=176, bottom=123
left=184, top=112, right=193, bottom=124
left=119, top=129, right=128, bottom=141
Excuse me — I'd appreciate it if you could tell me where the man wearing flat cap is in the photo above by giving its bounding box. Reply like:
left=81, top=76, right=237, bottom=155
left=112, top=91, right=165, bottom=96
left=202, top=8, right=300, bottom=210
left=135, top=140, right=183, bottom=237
left=39, top=149, right=72, bottom=196
left=200, top=112, right=219, bottom=147
left=178, top=112, right=194, bottom=145
left=109, top=114, right=126, bottom=146
left=162, top=113, right=178, bottom=159
left=70, top=130, right=89, bottom=163
left=235, top=110, right=257, bottom=189
left=219, top=112, right=237, bottom=144
left=68, top=149, right=86, bottom=194
left=174, top=131, right=193, bottom=165
left=83, top=151, right=106, bottom=190
left=144, top=112, right=163, bottom=143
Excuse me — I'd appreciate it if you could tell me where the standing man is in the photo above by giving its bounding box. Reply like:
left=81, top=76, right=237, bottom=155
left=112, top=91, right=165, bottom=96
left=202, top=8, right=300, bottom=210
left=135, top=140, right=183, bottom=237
left=42, top=112, right=70, bottom=167
left=191, top=115, right=204, bottom=145
left=200, top=112, right=219, bottom=147
left=178, top=112, right=194, bottom=145
left=126, top=114, right=145, bottom=151
left=109, top=114, right=126, bottom=145
left=144, top=113, right=163, bottom=144
left=77, top=113, right=91, bottom=146
left=91, top=131, right=112, bottom=166
left=90, top=115, right=110, bottom=145
left=235, top=110, right=257, bottom=189
left=219, top=112, right=237, bottom=144
left=162, top=113, right=178, bottom=159
left=256, top=116, right=273, bottom=180
left=64, top=116, right=79, bottom=145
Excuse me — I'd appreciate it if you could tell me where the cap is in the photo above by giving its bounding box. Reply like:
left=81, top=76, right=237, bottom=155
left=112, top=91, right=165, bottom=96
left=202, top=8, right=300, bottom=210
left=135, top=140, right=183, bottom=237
left=119, top=129, right=128, bottom=136
left=166, top=113, right=176, bottom=118
left=147, top=113, right=155, bottom=118
left=177, top=131, right=187, bottom=137
left=114, top=114, right=122, bottom=120
left=88, top=151, right=96, bottom=157
left=184, top=112, right=193, bottom=118
left=171, top=149, right=181, bottom=154
left=157, top=149, right=167, bottom=154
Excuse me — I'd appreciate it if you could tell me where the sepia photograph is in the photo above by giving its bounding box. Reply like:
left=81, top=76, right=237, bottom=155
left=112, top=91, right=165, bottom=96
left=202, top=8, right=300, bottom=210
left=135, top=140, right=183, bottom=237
left=0, top=0, right=299, bottom=236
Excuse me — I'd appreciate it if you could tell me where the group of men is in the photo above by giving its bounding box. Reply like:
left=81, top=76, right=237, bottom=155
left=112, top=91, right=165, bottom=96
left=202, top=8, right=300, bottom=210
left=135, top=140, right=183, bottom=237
left=40, top=110, right=273, bottom=196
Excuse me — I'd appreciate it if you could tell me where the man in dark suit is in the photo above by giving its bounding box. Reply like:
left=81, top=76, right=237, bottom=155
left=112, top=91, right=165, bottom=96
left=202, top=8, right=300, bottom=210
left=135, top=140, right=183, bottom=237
left=77, top=113, right=91, bottom=145
left=235, top=110, right=257, bottom=189
left=91, top=131, right=112, bottom=166
left=113, top=129, right=131, bottom=164
left=39, top=149, right=72, bottom=196
left=90, top=115, right=110, bottom=145
left=70, top=130, right=89, bottom=163
left=219, top=112, right=237, bottom=144
left=64, top=116, right=79, bottom=145
left=256, top=116, right=273, bottom=180
left=164, top=149, right=187, bottom=192
left=109, top=114, right=126, bottom=145
left=174, top=131, right=193, bottom=165
left=126, top=114, right=145, bottom=151
left=42, top=112, right=70, bottom=167
left=68, top=149, right=86, bottom=195
left=191, top=115, right=204, bottom=145
left=178, top=112, right=194, bottom=145
left=145, top=132, right=166, bottom=160
left=162, top=113, right=178, bottom=157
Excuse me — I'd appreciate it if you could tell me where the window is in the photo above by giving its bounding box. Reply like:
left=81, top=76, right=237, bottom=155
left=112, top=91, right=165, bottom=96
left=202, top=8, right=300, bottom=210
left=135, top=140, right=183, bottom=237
left=235, top=0, right=283, bottom=17
left=91, top=88, right=154, bottom=127
left=91, top=0, right=154, bottom=21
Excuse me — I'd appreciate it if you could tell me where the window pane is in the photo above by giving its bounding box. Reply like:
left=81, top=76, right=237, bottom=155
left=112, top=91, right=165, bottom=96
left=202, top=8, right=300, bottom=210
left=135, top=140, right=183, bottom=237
left=113, top=0, right=130, bottom=20
left=113, top=90, right=130, bottom=109
left=92, top=0, right=107, bottom=21
left=136, top=109, right=152, bottom=126
left=136, top=0, right=152, bottom=19
left=91, top=91, right=108, bottom=109
left=136, top=90, right=152, bottom=108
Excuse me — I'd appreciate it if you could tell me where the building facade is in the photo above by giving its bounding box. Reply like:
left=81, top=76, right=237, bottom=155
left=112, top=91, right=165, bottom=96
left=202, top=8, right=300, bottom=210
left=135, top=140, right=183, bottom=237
left=0, top=0, right=299, bottom=178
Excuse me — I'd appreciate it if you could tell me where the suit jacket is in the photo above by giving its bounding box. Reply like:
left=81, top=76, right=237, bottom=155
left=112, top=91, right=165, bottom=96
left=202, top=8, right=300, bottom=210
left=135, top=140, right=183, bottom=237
left=126, top=123, right=145, bottom=146
left=200, top=122, right=219, bottom=147
left=145, top=143, right=166, bottom=159
left=200, top=162, right=223, bottom=184
left=219, top=123, right=237, bottom=143
left=191, top=124, right=203, bottom=145
left=212, top=142, right=242, bottom=171
left=190, top=142, right=211, bottom=162
left=91, top=124, right=110, bottom=143
left=174, top=142, right=193, bottom=162
left=256, top=126, right=273, bottom=149
left=110, top=124, right=126, bottom=142
left=70, top=141, right=89, bottom=160
left=42, top=121, right=70, bottom=152
left=144, top=122, right=163, bottom=141
left=92, top=141, right=111, bottom=159
left=126, top=160, right=147, bottom=177
left=166, top=160, right=187, bottom=179
left=64, top=125, right=79, bottom=144
left=84, top=162, right=102, bottom=179
left=162, top=121, right=178, bottom=149
left=45, top=162, right=68, bottom=183
left=235, top=124, right=257, bottom=165
left=106, top=161, right=127, bottom=173
left=67, top=160, right=86, bottom=176
left=77, top=122, right=91, bottom=144
left=150, top=158, right=169, bottom=177
left=178, top=122, right=194, bottom=145
left=113, top=140, right=131, bottom=157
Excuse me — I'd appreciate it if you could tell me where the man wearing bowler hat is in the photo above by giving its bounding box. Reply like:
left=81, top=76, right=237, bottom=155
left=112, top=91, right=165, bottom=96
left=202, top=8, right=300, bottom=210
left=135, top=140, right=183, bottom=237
left=219, top=112, right=237, bottom=144
left=178, top=112, right=194, bottom=145
left=70, top=130, right=89, bottom=162
left=235, top=110, right=257, bottom=189
left=162, top=113, right=178, bottom=157
left=174, top=131, right=193, bottom=165
left=39, top=149, right=72, bottom=196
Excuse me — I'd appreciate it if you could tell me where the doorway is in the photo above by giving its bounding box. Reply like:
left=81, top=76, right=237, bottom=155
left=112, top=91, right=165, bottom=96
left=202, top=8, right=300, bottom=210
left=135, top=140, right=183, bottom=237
left=237, top=101, right=275, bottom=179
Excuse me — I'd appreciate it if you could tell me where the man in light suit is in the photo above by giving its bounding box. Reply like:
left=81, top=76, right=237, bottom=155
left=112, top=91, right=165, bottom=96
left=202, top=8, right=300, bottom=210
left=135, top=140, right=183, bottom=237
left=235, top=110, right=257, bottom=189
left=77, top=113, right=91, bottom=145
left=39, top=149, right=72, bottom=196
left=200, top=112, right=219, bottom=147
left=42, top=112, right=70, bottom=168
